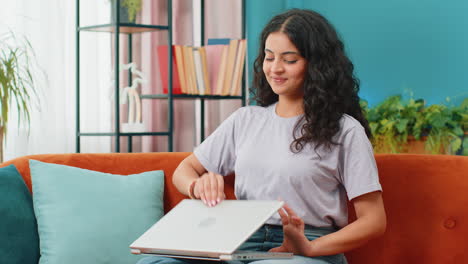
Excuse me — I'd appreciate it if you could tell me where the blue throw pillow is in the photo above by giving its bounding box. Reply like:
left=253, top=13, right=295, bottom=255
left=0, top=164, right=40, bottom=264
left=30, top=160, right=164, bottom=264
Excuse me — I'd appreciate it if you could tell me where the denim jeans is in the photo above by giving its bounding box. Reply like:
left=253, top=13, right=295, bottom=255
left=136, top=224, right=347, bottom=264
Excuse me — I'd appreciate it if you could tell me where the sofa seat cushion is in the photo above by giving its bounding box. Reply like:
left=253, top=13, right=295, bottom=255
left=0, top=164, right=40, bottom=264
left=30, top=160, right=165, bottom=264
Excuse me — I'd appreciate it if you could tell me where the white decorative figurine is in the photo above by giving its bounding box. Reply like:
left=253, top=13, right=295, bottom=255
left=119, top=62, right=147, bottom=133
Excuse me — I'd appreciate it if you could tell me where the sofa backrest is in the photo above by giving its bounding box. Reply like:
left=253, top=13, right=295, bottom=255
left=3, top=153, right=468, bottom=263
left=2, top=152, right=232, bottom=212
left=347, top=154, right=468, bottom=263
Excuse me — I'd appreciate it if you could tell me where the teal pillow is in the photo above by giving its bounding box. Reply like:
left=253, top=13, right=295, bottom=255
left=30, top=160, right=164, bottom=264
left=0, top=164, right=40, bottom=264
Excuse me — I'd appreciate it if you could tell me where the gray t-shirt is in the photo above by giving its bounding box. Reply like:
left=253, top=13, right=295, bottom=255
left=194, top=103, right=382, bottom=228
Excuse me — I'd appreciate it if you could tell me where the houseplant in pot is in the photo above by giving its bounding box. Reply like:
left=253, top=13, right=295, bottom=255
left=111, top=0, right=143, bottom=23
left=0, top=32, right=43, bottom=162
left=362, top=95, right=466, bottom=155
left=361, top=95, right=425, bottom=153
left=420, top=100, right=465, bottom=154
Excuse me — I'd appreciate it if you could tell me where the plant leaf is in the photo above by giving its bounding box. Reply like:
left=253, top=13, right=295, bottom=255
left=395, top=119, right=409, bottom=133
left=463, top=137, right=468, bottom=156
left=450, top=137, right=462, bottom=153
left=0, top=31, right=43, bottom=137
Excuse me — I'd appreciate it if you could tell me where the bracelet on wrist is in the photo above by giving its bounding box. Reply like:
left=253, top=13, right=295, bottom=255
left=188, top=179, right=198, bottom=199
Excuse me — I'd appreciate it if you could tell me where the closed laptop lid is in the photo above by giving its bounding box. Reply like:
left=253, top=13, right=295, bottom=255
left=130, top=199, right=283, bottom=256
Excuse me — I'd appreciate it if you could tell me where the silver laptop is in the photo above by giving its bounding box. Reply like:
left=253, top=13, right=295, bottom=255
left=130, top=199, right=293, bottom=261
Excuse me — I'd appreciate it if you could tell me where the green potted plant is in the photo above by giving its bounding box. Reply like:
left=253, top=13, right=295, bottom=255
left=420, top=101, right=465, bottom=154
left=362, top=95, right=466, bottom=155
left=0, top=32, right=42, bottom=162
left=362, top=95, right=424, bottom=153
left=111, top=0, right=143, bottom=23
left=450, top=98, right=468, bottom=155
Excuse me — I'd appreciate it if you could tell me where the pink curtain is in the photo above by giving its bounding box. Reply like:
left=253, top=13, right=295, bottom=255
left=118, top=0, right=243, bottom=152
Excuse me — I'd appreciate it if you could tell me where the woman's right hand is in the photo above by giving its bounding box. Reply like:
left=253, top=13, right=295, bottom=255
left=192, top=171, right=225, bottom=207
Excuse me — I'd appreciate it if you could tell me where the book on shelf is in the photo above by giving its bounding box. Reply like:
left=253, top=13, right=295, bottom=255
left=207, top=38, right=231, bottom=45
left=221, top=39, right=239, bottom=95
left=174, top=45, right=187, bottom=94
left=215, top=45, right=229, bottom=95
left=207, top=38, right=247, bottom=96
left=230, top=39, right=246, bottom=96
left=157, top=39, right=246, bottom=96
left=205, top=44, right=227, bottom=95
left=198, top=47, right=211, bottom=95
left=182, top=46, right=195, bottom=94
left=157, top=45, right=182, bottom=94
left=192, top=48, right=206, bottom=95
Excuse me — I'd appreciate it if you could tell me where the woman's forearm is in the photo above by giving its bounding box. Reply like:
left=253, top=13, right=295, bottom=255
left=172, top=154, right=225, bottom=205
left=307, top=191, right=386, bottom=257
left=307, top=213, right=386, bottom=256
left=172, top=156, right=204, bottom=196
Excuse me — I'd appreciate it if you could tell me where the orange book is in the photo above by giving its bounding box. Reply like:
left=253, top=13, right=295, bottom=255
left=186, top=46, right=198, bottom=94
left=230, top=39, right=246, bottom=96
left=199, top=47, right=211, bottom=95
left=221, top=39, right=239, bottom=95
left=182, top=46, right=195, bottom=94
left=174, top=45, right=187, bottom=94
left=215, top=46, right=229, bottom=95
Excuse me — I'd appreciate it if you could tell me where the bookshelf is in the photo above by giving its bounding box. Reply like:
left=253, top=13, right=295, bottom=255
left=76, top=0, right=247, bottom=152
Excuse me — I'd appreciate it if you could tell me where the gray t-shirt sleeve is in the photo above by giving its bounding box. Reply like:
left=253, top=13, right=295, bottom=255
left=339, top=126, right=382, bottom=200
left=193, top=109, right=239, bottom=176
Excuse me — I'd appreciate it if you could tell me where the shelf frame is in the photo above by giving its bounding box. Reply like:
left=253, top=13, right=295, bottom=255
left=141, top=94, right=244, bottom=100
left=76, top=0, right=246, bottom=153
left=78, top=23, right=169, bottom=33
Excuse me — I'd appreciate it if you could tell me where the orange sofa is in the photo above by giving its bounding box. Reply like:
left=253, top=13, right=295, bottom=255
left=2, top=152, right=468, bottom=263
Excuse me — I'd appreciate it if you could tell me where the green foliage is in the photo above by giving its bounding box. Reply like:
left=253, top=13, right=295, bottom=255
left=362, top=95, right=467, bottom=155
left=463, top=136, right=468, bottom=156
left=110, top=0, right=142, bottom=23
left=122, top=0, right=142, bottom=22
left=0, top=32, right=41, bottom=135
left=422, top=102, right=465, bottom=154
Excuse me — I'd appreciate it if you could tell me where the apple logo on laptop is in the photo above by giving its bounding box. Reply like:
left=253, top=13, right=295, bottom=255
left=198, top=217, right=216, bottom=228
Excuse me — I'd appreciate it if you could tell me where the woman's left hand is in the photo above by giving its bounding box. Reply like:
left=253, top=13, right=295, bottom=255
left=269, top=204, right=313, bottom=256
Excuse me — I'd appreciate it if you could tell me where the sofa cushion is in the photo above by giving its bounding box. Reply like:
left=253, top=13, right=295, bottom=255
left=30, top=160, right=164, bottom=264
left=0, top=164, right=40, bottom=264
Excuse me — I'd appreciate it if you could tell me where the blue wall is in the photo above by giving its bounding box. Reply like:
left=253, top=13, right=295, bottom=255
left=246, top=0, right=468, bottom=106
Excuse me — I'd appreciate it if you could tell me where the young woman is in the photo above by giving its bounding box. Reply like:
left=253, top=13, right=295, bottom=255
left=138, top=8, right=386, bottom=264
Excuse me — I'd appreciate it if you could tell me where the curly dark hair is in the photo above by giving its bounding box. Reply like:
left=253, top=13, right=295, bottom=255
left=251, top=9, right=371, bottom=153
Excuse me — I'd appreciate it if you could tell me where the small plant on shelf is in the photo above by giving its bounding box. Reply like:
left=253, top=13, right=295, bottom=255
left=110, top=0, right=142, bottom=23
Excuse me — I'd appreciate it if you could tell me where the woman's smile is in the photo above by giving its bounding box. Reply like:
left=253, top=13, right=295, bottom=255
left=271, top=76, right=288, bottom=84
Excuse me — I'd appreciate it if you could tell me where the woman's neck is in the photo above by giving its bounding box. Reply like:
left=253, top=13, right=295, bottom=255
left=275, top=97, right=304, bottom=118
